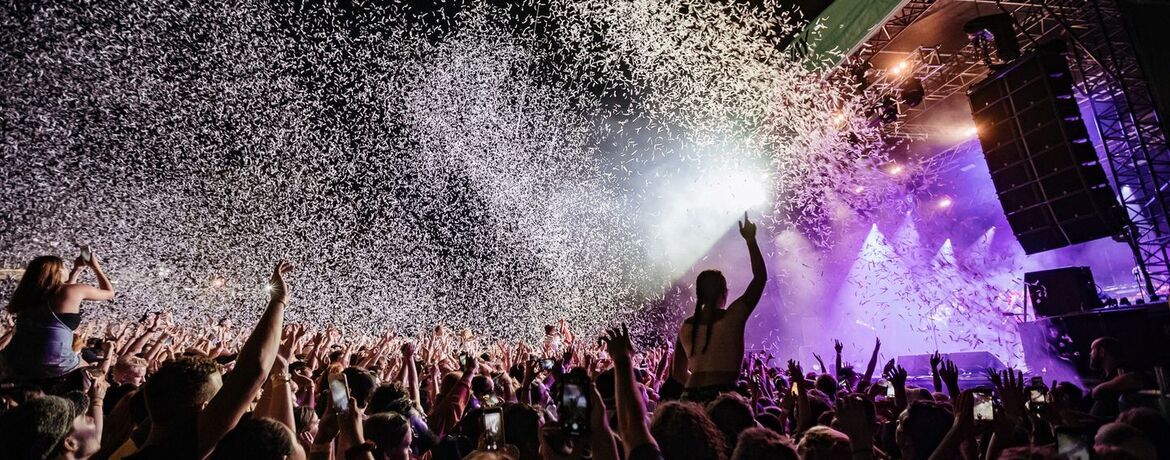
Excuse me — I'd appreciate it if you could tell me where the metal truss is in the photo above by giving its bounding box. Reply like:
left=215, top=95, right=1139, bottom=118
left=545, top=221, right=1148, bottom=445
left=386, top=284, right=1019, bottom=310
left=1001, top=0, right=1170, bottom=295
left=852, top=0, right=939, bottom=64
left=851, top=0, right=1170, bottom=292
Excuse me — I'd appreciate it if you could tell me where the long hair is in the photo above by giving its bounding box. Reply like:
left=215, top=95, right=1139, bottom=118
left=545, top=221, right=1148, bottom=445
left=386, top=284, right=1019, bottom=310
left=692, top=270, right=727, bottom=353
left=6, top=255, right=66, bottom=314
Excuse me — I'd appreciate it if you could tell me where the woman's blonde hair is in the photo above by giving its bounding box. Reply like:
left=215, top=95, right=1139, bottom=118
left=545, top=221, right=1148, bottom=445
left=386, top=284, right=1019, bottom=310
left=6, top=255, right=66, bottom=314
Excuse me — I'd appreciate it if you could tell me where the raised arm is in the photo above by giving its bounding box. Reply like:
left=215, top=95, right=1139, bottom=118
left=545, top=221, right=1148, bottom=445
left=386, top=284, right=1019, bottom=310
left=929, top=351, right=943, bottom=394
left=401, top=341, right=423, bottom=413
left=196, top=261, right=292, bottom=458
left=833, top=339, right=844, bottom=380
left=63, top=252, right=116, bottom=305
left=857, top=338, right=881, bottom=393
left=602, top=324, right=659, bottom=457
left=731, top=213, right=767, bottom=315
left=254, top=354, right=297, bottom=433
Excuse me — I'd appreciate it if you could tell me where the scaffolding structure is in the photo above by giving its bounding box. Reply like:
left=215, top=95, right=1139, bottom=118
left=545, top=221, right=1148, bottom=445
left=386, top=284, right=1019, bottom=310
left=1002, top=0, right=1170, bottom=295
left=849, top=0, right=1170, bottom=294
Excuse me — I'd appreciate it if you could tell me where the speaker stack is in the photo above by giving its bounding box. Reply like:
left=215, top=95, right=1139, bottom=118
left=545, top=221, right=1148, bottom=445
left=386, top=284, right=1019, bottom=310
left=968, top=41, right=1124, bottom=254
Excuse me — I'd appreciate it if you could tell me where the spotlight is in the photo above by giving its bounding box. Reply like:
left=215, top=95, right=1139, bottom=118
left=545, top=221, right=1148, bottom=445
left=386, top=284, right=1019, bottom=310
left=886, top=164, right=904, bottom=175
left=937, top=197, right=953, bottom=209
left=890, top=61, right=909, bottom=75
left=853, top=185, right=865, bottom=194
left=899, top=78, right=925, bottom=108
left=959, top=125, right=979, bottom=138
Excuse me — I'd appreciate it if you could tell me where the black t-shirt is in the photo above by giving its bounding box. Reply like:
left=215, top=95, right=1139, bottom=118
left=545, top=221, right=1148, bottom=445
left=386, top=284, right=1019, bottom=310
left=104, top=383, right=137, bottom=415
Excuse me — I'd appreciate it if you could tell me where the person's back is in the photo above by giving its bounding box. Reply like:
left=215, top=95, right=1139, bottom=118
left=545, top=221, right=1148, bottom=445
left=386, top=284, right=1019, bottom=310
left=676, top=215, right=766, bottom=400
left=678, top=306, right=749, bottom=383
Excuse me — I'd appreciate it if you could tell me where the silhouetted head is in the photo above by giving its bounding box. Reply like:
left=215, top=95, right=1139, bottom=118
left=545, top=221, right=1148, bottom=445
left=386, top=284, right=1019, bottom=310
left=366, top=412, right=412, bottom=460
left=210, top=417, right=304, bottom=460
left=7, top=255, right=67, bottom=314
left=896, top=400, right=954, bottom=460
left=696, top=270, right=729, bottom=309
left=731, top=427, right=798, bottom=460
left=650, top=401, right=728, bottom=460
left=797, top=426, right=851, bottom=460
left=691, top=270, right=729, bottom=353
left=707, top=393, right=757, bottom=454
left=143, top=355, right=222, bottom=427
left=1090, top=337, right=1125, bottom=373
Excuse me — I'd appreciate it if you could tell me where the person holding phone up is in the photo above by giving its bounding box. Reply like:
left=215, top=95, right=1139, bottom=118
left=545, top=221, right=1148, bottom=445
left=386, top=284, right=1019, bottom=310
left=0, top=247, right=116, bottom=394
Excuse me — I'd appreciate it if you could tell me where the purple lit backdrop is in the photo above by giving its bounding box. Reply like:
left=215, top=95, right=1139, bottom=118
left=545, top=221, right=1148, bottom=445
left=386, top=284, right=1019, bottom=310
left=654, top=136, right=1137, bottom=374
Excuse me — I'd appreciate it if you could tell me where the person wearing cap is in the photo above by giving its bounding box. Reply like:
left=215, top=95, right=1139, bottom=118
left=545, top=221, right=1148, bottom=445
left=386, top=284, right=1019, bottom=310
left=0, top=393, right=104, bottom=460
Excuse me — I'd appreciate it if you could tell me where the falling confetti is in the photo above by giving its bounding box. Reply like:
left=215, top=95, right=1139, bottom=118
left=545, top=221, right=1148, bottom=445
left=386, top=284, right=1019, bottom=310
left=1, top=0, right=896, bottom=341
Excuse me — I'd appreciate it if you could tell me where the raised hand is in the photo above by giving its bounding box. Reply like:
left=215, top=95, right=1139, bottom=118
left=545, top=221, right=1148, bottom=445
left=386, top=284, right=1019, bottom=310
left=930, top=351, right=942, bottom=370
left=989, top=368, right=1027, bottom=419
left=738, top=212, right=757, bottom=240
left=834, top=339, right=844, bottom=354
left=885, top=364, right=907, bottom=389
left=600, top=324, right=633, bottom=363
left=269, top=261, right=294, bottom=304
left=939, top=360, right=960, bottom=399
left=787, top=359, right=805, bottom=388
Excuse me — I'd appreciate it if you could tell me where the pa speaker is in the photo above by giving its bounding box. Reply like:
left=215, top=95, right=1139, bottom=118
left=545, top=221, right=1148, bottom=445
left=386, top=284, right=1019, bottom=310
left=1025, top=266, right=1100, bottom=318
left=968, top=41, right=1124, bottom=254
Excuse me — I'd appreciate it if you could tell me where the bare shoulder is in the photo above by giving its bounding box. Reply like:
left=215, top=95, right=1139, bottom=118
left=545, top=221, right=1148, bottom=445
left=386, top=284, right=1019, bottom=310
left=51, top=284, right=86, bottom=312
left=726, top=299, right=751, bottom=317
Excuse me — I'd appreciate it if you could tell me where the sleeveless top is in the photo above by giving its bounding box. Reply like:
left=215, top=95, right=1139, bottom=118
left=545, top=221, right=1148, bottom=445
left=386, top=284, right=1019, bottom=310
left=1, top=299, right=83, bottom=380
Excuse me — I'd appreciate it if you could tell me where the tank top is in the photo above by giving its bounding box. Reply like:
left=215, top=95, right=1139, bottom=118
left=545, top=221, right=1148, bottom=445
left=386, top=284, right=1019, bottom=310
left=1, top=299, right=83, bottom=379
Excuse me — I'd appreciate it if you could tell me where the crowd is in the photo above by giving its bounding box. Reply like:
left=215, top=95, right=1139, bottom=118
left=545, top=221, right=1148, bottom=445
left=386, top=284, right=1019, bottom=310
left=0, top=216, right=1167, bottom=460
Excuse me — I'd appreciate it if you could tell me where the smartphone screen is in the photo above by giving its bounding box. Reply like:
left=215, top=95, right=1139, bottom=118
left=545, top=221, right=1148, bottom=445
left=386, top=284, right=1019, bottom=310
left=886, top=384, right=896, bottom=397
left=541, top=359, right=555, bottom=370
left=483, top=409, right=505, bottom=449
left=80, top=246, right=92, bottom=263
left=328, top=374, right=350, bottom=413
left=973, top=392, right=995, bottom=422
left=560, top=381, right=591, bottom=437
left=1056, top=430, right=1092, bottom=460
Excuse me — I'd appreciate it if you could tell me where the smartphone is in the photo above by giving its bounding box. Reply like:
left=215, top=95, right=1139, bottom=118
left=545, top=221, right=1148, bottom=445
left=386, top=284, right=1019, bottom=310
left=558, top=374, right=591, bottom=437
left=886, top=383, right=897, bottom=397
left=540, top=359, right=556, bottom=370
left=80, top=246, right=92, bottom=263
left=1028, top=388, right=1049, bottom=412
left=972, top=389, right=995, bottom=422
left=459, top=352, right=469, bottom=368
left=1055, top=427, right=1092, bottom=460
left=482, top=407, right=505, bottom=450
left=328, top=374, right=350, bottom=413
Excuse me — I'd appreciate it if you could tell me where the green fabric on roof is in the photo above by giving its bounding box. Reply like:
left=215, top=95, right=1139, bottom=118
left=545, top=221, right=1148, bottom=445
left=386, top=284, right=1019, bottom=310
left=794, top=0, right=906, bottom=70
